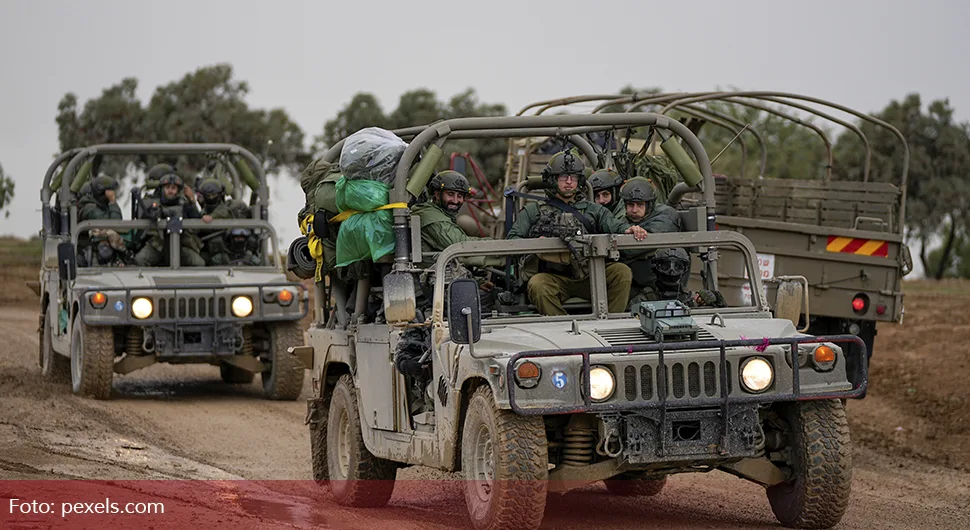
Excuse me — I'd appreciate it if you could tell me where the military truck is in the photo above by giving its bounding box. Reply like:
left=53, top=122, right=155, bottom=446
left=299, top=114, right=868, bottom=530
left=507, top=92, right=911, bottom=364
left=35, top=143, right=309, bottom=400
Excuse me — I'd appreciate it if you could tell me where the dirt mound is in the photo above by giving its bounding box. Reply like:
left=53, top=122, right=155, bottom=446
left=848, top=279, right=970, bottom=471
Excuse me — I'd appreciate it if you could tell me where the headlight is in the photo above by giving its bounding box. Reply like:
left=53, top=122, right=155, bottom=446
left=741, top=357, right=773, bottom=393
left=589, top=366, right=615, bottom=401
left=232, top=296, right=253, bottom=318
left=131, top=297, right=153, bottom=319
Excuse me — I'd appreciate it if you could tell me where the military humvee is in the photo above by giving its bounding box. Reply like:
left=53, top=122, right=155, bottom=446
left=36, top=143, right=309, bottom=400
left=507, top=92, right=911, bottom=368
left=300, top=114, right=867, bottom=530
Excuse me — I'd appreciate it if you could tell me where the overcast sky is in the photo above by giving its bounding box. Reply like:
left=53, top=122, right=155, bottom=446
left=1, top=0, right=967, bottom=277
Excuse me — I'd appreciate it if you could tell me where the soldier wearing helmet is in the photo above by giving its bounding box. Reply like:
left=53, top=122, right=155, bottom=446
left=588, top=168, right=625, bottom=218
left=618, top=177, right=686, bottom=309
left=77, top=175, right=122, bottom=222
left=411, top=170, right=500, bottom=270
left=635, top=248, right=726, bottom=308
left=133, top=170, right=206, bottom=267
left=507, top=151, right=647, bottom=316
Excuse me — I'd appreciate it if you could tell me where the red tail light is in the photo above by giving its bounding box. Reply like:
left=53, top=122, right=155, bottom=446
left=852, top=294, right=869, bottom=314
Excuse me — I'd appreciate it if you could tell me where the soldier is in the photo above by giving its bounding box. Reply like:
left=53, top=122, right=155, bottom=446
left=410, top=171, right=504, bottom=313
left=618, top=177, right=686, bottom=310
left=133, top=172, right=206, bottom=267
left=588, top=168, right=626, bottom=219
left=507, top=151, right=646, bottom=316
left=209, top=228, right=262, bottom=266
left=196, top=178, right=245, bottom=265
left=77, top=176, right=122, bottom=222
left=411, top=171, right=500, bottom=269
left=636, top=247, right=726, bottom=308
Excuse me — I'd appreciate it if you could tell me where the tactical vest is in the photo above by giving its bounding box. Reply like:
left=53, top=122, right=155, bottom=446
left=527, top=203, right=590, bottom=279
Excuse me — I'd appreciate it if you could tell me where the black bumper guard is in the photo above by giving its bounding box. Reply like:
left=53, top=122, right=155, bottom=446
left=506, top=334, right=867, bottom=416
left=78, top=282, right=309, bottom=325
left=507, top=334, right=867, bottom=459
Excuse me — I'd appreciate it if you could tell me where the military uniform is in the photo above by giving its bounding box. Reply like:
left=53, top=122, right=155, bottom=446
left=617, top=178, right=685, bottom=310
left=411, top=201, right=494, bottom=269
left=77, top=194, right=122, bottom=222
left=508, top=151, right=637, bottom=316
left=77, top=176, right=122, bottom=222
left=133, top=173, right=205, bottom=267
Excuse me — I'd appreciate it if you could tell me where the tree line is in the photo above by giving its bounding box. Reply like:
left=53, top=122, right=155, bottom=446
left=6, top=63, right=967, bottom=278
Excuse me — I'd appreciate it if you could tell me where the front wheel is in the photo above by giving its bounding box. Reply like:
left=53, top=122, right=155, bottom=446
left=261, top=322, right=305, bottom=400
left=326, top=374, right=397, bottom=506
left=767, top=399, right=852, bottom=529
left=40, top=307, right=70, bottom=382
left=70, top=315, right=115, bottom=399
left=461, top=385, right=548, bottom=530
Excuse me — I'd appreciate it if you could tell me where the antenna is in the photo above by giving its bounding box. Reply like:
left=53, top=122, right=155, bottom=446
left=710, top=124, right=751, bottom=166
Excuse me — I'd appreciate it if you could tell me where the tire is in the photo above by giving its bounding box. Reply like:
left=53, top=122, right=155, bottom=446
left=220, top=363, right=255, bottom=384
left=767, top=399, right=852, bottom=529
left=309, top=388, right=333, bottom=485
left=261, top=322, right=305, bottom=400
left=70, top=314, right=115, bottom=400
left=326, top=374, right=397, bottom=506
left=461, top=385, right=548, bottom=530
left=604, top=473, right=666, bottom=497
left=40, top=307, right=70, bottom=383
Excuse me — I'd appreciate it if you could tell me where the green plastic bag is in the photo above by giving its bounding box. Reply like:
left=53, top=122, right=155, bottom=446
left=334, top=177, right=396, bottom=267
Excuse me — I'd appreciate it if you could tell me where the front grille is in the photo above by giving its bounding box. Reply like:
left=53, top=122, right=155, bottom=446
left=593, top=326, right=716, bottom=348
left=154, top=295, right=220, bottom=319
left=622, top=360, right=732, bottom=403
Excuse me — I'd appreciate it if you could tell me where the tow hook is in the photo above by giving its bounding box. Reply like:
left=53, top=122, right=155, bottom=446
left=596, top=415, right=624, bottom=458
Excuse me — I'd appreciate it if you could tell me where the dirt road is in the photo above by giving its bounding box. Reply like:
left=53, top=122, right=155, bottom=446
left=2, top=300, right=969, bottom=529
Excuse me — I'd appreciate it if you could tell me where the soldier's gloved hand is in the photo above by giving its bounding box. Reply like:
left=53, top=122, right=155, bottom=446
left=479, top=280, right=495, bottom=292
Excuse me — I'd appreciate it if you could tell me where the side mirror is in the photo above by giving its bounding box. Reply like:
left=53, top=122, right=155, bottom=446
left=57, top=241, right=76, bottom=281
left=449, top=278, right=481, bottom=344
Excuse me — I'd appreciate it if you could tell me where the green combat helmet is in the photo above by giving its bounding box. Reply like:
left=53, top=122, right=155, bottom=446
left=428, top=170, right=472, bottom=196
left=90, top=175, right=119, bottom=208
left=619, top=177, right=657, bottom=217
left=588, top=168, right=624, bottom=208
left=198, top=178, right=226, bottom=209
left=541, top=151, right=587, bottom=190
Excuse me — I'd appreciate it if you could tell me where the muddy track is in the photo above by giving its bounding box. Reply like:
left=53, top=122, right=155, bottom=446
left=1, top=304, right=969, bottom=529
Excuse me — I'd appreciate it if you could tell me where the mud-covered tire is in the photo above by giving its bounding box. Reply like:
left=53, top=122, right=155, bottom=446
left=310, top=388, right=333, bottom=485
left=70, top=315, right=115, bottom=400
left=261, top=322, right=305, bottom=400
left=326, top=374, right=397, bottom=506
left=220, top=364, right=255, bottom=384
left=604, top=473, right=666, bottom=497
left=40, top=307, right=70, bottom=383
left=461, top=385, right=548, bottom=530
left=767, top=399, right=852, bottom=529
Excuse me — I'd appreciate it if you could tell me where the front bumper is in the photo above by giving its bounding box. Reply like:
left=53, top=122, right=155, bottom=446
left=506, top=334, right=868, bottom=416
left=76, top=282, right=308, bottom=326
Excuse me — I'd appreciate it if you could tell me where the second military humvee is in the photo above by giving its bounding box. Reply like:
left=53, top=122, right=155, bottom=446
left=36, top=143, right=309, bottom=400
left=300, top=114, right=867, bottom=530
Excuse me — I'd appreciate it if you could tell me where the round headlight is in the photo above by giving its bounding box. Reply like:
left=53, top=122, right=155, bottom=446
left=131, top=297, right=153, bottom=319
left=589, top=366, right=615, bottom=401
left=741, top=357, right=774, bottom=393
left=231, top=296, right=253, bottom=318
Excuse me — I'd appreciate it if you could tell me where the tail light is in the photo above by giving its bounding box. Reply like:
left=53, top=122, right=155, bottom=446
left=851, top=294, right=869, bottom=314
